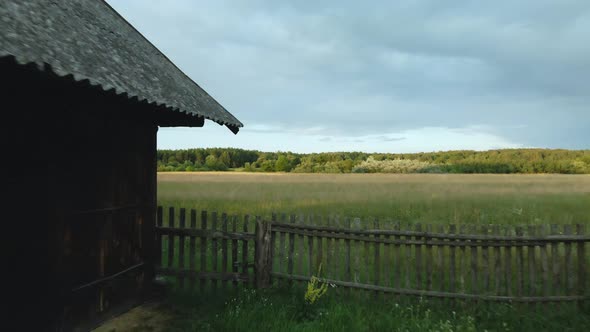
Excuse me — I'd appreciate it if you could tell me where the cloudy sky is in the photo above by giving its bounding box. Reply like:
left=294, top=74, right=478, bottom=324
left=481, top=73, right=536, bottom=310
left=108, top=0, right=589, bottom=153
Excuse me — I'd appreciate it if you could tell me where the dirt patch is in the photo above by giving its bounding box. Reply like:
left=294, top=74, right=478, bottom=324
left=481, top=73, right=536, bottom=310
left=92, top=302, right=171, bottom=332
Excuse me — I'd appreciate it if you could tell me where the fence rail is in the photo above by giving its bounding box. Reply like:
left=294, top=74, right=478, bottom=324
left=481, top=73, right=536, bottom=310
left=155, top=206, right=588, bottom=305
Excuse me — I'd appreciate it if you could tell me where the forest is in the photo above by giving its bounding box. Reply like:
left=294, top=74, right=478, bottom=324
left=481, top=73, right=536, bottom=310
left=156, top=148, right=590, bottom=174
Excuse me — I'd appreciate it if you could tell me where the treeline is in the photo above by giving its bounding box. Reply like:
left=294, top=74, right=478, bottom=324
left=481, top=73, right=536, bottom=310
left=157, top=148, right=590, bottom=174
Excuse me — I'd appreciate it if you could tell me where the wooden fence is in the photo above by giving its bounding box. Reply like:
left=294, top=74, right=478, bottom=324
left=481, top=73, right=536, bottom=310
left=155, top=207, right=589, bottom=305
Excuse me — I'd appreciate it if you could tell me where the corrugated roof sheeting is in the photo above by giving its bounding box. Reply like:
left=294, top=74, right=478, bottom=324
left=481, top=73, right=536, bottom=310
left=0, top=0, right=242, bottom=133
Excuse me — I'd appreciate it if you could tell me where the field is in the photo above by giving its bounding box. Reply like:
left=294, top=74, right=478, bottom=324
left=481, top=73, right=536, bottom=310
left=151, top=173, right=590, bottom=331
left=158, top=172, right=590, bottom=225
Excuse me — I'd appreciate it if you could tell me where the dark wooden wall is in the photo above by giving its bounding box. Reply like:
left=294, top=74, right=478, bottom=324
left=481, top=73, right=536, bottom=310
left=54, top=96, right=158, bottom=331
left=2, top=57, right=157, bottom=331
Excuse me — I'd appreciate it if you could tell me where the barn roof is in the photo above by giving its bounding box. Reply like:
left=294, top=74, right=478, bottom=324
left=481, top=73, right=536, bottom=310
left=0, top=0, right=242, bottom=133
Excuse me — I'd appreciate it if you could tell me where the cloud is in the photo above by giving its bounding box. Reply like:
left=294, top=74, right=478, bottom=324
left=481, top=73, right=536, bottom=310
left=375, top=136, right=406, bottom=142
left=108, top=0, right=590, bottom=151
left=158, top=124, right=522, bottom=153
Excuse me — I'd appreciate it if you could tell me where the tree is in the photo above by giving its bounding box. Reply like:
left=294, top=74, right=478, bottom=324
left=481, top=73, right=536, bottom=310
left=275, top=155, right=291, bottom=172
left=205, top=155, right=217, bottom=169
left=155, top=147, right=590, bottom=174
left=220, top=151, right=231, bottom=167
left=205, top=155, right=227, bottom=171
left=261, top=160, right=275, bottom=172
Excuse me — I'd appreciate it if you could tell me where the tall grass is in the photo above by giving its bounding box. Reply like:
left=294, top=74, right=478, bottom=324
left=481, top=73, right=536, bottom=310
left=156, top=173, right=589, bottom=331
left=161, top=287, right=589, bottom=332
left=158, top=173, right=590, bottom=225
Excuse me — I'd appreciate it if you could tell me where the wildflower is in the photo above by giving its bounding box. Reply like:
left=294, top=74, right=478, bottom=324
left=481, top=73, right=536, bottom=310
left=305, top=264, right=329, bottom=304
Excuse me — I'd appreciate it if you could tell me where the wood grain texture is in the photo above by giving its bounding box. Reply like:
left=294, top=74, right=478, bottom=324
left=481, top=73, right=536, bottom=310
left=200, top=210, right=207, bottom=292
left=189, top=209, right=197, bottom=290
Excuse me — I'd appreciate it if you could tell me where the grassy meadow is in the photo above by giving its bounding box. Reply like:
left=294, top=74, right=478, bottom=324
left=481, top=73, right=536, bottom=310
left=154, top=172, right=590, bottom=331
left=155, top=288, right=589, bottom=332
left=158, top=172, right=590, bottom=226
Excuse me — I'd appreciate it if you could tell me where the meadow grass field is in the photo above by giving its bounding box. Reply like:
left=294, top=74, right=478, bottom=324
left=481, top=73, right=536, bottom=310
left=154, top=287, right=588, bottom=332
left=155, top=173, right=590, bottom=331
left=158, top=172, right=590, bottom=226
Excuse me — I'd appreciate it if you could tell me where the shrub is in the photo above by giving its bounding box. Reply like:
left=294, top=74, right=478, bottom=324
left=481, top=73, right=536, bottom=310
left=352, top=157, right=434, bottom=173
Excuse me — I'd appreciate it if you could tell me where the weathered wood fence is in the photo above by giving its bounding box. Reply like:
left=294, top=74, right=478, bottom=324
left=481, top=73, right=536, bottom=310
left=155, top=207, right=589, bottom=305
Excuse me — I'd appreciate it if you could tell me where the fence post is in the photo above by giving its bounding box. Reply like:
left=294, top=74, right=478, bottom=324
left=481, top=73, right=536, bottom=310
left=167, top=207, right=175, bottom=272
left=156, top=206, right=163, bottom=269
left=255, top=218, right=272, bottom=288
left=577, top=224, right=586, bottom=309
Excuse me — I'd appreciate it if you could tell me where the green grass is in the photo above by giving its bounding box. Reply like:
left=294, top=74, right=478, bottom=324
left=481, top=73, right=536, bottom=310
left=158, top=173, right=590, bottom=225
left=156, top=173, right=590, bottom=331
left=160, top=287, right=589, bottom=332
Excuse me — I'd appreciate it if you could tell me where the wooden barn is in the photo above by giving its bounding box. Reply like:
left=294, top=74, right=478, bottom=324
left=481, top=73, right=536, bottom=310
left=1, top=0, right=242, bottom=330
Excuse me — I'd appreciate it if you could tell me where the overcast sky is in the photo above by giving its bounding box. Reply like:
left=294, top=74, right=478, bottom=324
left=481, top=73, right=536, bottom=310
left=108, top=0, right=589, bottom=153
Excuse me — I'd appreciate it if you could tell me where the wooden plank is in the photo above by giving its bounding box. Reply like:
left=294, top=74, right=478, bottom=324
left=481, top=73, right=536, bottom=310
left=155, top=227, right=255, bottom=240
left=189, top=209, right=197, bottom=291
left=540, top=224, right=549, bottom=298
left=425, top=224, right=433, bottom=291
left=404, top=223, right=412, bottom=289
left=99, top=230, right=106, bottom=313
left=449, top=224, right=456, bottom=294
left=279, top=214, right=287, bottom=278
left=167, top=207, right=175, bottom=271
left=287, top=214, right=296, bottom=286
left=394, top=222, right=402, bottom=289
left=242, top=215, right=250, bottom=288
left=272, top=213, right=286, bottom=285
left=345, top=217, right=352, bottom=286
left=158, top=269, right=251, bottom=282
left=255, top=218, right=272, bottom=288
left=178, top=208, right=186, bottom=289
left=156, top=206, right=163, bottom=268
left=270, top=221, right=590, bottom=242
left=436, top=225, right=445, bottom=292
left=326, top=216, right=334, bottom=280
left=308, top=215, right=314, bottom=276
left=383, top=221, right=391, bottom=290
left=145, top=141, right=158, bottom=281
left=296, top=214, right=304, bottom=282
left=374, top=218, right=380, bottom=296
left=231, top=215, right=238, bottom=288
left=527, top=225, right=536, bottom=297
left=504, top=227, right=512, bottom=297
left=515, top=226, right=524, bottom=297
left=211, top=212, right=218, bottom=290
left=270, top=226, right=557, bottom=247
left=363, top=219, right=370, bottom=286
left=271, top=213, right=277, bottom=278
left=200, top=211, right=207, bottom=292
left=316, top=215, right=323, bottom=277
left=526, top=225, right=537, bottom=296
left=550, top=224, right=560, bottom=297
left=459, top=225, right=467, bottom=293
left=437, top=223, right=450, bottom=304
left=469, top=225, right=478, bottom=297
left=415, top=223, right=422, bottom=290
left=270, top=272, right=588, bottom=302
left=72, top=263, right=145, bottom=293
left=352, top=217, right=361, bottom=284
left=564, top=224, right=573, bottom=295
left=577, top=224, right=586, bottom=308
left=69, top=204, right=141, bottom=216
left=481, top=225, right=489, bottom=294
left=221, top=213, right=229, bottom=289
left=493, top=225, right=502, bottom=296
left=333, top=216, right=341, bottom=285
